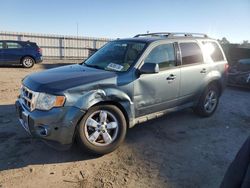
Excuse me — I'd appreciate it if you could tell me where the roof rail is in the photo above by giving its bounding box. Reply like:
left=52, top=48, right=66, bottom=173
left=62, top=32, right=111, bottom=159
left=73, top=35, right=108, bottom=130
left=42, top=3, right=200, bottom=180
left=134, top=32, right=208, bottom=38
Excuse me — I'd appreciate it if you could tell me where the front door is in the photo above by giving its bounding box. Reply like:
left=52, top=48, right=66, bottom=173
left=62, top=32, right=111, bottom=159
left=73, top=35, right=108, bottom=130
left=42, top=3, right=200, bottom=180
left=134, top=43, right=180, bottom=117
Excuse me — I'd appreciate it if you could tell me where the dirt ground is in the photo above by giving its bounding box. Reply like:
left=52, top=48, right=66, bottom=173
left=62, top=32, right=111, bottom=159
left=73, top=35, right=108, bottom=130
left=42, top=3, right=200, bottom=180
left=0, top=60, right=250, bottom=188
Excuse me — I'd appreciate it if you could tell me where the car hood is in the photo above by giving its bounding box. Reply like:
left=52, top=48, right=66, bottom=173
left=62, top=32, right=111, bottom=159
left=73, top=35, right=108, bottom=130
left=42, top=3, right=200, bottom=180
left=23, top=64, right=117, bottom=93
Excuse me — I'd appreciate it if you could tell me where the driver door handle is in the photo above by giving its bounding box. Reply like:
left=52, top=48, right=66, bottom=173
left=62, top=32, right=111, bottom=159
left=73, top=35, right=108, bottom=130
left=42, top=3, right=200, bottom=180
left=166, top=74, right=176, bottom=81
left=200, top=68, right=207, bottom=74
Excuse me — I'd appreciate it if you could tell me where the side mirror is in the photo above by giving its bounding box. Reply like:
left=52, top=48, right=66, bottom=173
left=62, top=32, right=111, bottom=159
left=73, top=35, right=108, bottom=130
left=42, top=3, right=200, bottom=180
left=140, top=63, right=159, bottom=74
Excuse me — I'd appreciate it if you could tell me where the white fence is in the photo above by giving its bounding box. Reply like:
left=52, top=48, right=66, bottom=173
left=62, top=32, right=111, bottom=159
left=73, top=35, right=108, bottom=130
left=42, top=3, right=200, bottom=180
left=0, top=31, right=111, bottom=59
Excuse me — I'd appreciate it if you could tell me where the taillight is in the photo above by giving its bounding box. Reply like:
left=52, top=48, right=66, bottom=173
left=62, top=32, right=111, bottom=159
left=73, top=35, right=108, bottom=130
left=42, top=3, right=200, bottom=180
left=224, top=64, right=229, bottom=72
left=38, top=48, right=42, bottom=54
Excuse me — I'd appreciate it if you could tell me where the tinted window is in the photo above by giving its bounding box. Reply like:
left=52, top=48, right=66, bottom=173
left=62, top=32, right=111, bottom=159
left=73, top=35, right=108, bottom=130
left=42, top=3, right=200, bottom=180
left=6, top=42, right=22, bottom=49
left=202, top=41, right=224, bottom=62
left=0, top=42, right=3, bottom=49
left=180, top=42, right=203, bottom=65
left=145, top=43, right=176, bottom=70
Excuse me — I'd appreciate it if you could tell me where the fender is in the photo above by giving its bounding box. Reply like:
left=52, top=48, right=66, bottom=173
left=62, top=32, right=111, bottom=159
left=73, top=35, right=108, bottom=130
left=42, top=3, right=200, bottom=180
left=73, top=88, right=135, bottom=127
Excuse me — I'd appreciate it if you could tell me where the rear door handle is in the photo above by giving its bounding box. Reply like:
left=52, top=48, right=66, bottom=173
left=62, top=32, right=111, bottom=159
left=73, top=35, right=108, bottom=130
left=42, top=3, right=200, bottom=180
left=200, top=68, right=207, bottom=74
left=166, top=74, right=176, bottom=80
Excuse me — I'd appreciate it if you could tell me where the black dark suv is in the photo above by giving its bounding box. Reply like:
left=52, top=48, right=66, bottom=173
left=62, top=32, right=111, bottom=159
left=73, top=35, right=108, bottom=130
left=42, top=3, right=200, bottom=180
left=0, top=40, right=43, bottom=68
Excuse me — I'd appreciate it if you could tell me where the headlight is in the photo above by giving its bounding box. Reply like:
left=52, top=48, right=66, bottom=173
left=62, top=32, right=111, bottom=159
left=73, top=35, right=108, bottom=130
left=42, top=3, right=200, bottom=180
left=36, top=93, right=65, bottom=110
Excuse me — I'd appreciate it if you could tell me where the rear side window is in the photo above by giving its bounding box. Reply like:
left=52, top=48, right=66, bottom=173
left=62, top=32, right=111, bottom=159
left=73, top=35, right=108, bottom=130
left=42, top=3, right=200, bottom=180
left=202, top=41, right=224, bottom=62
left=27, top=42, right=38, bottom=48
left=180, top=42, right=203, bottom=65
left=145, top=43, right=176, bottom=70
left=0, top=42, right=3, bottom=49
left=6, top=42, right=22, bottom=49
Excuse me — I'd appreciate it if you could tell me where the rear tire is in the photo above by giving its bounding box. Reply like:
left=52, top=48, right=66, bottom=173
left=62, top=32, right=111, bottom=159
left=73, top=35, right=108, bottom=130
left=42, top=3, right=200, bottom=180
left=194, top=84, right=219, bottom=117
left=77, top=105, right=127, bottom=154
left=22, top=56, right=35, bottom=68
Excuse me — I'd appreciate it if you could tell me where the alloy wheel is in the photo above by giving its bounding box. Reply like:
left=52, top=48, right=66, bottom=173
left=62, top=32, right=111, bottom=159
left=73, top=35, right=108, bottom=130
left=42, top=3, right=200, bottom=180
left=84, top=110, right=119, bottom=146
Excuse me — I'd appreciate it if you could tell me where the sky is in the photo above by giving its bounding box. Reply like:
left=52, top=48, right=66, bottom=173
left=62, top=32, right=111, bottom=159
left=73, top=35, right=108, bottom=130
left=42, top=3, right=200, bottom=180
left=0, top=0, right=249, bottom=43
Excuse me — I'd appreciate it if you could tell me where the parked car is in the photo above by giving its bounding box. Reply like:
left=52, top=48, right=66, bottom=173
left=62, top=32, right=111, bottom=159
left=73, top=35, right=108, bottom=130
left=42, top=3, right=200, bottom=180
left=16, top=32, right=228, bottom=154
left=0, top=40, right=42, bottom=68
left=228, top=59, right=250, bottom=88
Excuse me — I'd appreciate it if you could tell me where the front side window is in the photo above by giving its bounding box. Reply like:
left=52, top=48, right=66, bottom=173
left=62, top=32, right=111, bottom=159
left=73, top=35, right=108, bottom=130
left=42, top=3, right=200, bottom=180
left=144, top=43, right=176, bottom=70
left=0, top=42, right=3, bottom=49
left=202, top=41, right=224, bottom=62
left=6, top=42, right=22, bottom=49
left=84, top=41, right=146, bottom=72
left=180, top=42, right=203, bottom=65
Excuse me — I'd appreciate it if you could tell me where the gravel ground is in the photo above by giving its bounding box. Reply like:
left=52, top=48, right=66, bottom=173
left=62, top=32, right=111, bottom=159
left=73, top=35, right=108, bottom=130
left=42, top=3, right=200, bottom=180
left=0, top=61, right=250, bottom=188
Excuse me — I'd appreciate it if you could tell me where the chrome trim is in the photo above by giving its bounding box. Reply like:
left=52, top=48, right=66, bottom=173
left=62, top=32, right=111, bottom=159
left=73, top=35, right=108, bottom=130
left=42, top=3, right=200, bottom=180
left=20, top=85, right=38, bottom=111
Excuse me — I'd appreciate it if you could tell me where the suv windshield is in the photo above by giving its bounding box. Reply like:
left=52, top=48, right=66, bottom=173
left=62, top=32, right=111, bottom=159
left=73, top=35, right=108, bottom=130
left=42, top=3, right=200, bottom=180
left=84, top=41, right=146, bottom=72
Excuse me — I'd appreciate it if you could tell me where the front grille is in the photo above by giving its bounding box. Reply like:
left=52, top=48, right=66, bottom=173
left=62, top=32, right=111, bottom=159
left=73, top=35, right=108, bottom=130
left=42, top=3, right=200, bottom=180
left=20, top=86, right=37, bottom=111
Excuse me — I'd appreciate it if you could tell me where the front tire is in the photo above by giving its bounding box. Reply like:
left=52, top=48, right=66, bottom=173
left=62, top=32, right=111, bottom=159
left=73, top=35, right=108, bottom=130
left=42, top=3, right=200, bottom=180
left=77, top=105, right=127, bottom=154
left=194, top=84, right=219, bottom=117
left=22, top=56, right=35, bottom=68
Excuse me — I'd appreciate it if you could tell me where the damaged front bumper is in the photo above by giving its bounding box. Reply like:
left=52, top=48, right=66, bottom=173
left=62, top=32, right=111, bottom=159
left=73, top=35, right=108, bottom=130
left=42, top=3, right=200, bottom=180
left=15, top=99, right=85, bottom=148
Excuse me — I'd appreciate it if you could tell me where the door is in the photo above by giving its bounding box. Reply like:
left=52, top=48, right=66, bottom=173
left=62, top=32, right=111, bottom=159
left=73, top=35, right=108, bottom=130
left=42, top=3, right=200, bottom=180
left=0, top=41, right=3, bottom=63
left=178, top=42, right=208, bottom=103
left=2, top=41, right=24, bottom=64
left=134, top=43, right=180, bottom=117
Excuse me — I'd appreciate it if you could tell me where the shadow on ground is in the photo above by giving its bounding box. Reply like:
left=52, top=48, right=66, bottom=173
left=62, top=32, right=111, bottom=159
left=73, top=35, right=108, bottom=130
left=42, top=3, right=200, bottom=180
left=0, top=104, right=99, bottom=171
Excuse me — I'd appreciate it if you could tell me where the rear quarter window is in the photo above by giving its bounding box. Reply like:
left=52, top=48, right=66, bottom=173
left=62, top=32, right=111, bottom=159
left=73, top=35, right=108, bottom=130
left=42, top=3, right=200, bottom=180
left=202, top=41, right=224, bottom=62
left=26, top=42, right=38, bottom=48
left=179, top=42, right=203, bottom=65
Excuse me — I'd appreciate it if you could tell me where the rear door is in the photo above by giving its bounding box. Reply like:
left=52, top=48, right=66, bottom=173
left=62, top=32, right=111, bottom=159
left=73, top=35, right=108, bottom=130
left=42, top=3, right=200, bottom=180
left=3, top=41, right=24, bottom=64
left=178, top=41, right=208, bottom=104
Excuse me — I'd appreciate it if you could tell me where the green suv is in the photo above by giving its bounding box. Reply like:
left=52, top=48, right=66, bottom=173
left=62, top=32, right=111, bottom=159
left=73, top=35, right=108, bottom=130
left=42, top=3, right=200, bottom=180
left=16, top=32, right=228, bottom=154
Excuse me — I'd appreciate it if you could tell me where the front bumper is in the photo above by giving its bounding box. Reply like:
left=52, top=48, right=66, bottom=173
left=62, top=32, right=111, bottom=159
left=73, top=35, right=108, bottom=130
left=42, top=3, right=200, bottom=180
left=15, top=99, right=85, bottom=146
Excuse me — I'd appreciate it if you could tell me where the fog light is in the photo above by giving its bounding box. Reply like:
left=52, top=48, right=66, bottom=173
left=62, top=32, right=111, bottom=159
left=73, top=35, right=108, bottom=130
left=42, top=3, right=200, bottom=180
left=36, top=126, right=49, bottom=137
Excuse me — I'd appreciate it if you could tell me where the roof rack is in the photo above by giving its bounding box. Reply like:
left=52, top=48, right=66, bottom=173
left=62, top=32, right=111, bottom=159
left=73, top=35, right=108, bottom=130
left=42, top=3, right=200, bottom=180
left=134, top=32, right=208, bottom=38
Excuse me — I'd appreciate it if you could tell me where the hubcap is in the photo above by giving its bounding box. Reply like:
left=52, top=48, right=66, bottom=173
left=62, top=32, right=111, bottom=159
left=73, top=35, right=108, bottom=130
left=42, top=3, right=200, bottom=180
left=23, top=58, right=33, bottom=67
left=204, top=90, right=217, bottom=113
left=84, top=110, right=119, bottom=146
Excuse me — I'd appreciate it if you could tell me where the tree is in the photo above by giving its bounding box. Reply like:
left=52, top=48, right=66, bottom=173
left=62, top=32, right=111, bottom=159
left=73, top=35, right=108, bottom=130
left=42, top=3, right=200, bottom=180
left=239, top=40, right=250, bottom=48
left=243, top=40, right=249, bottom=44
left=218, top=37, right=230, bottom=45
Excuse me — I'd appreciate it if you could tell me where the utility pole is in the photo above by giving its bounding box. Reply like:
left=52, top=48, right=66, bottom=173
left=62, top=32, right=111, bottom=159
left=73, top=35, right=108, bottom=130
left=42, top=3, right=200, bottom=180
left=76, top=22, right=79, bottom=59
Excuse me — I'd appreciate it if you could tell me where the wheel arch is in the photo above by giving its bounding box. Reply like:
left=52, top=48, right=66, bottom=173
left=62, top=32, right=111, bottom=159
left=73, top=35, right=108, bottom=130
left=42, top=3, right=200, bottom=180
left=73, top=88, right=134, bottom=129
left=20, top=55, right=36, bottom=64
left=72, top=100, right=131, bottom=145
left=194, top=78, right=223, bottom=107
left=92, top=101, right=130, bottom=129
left=207, top=79, right=223, bottom=97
